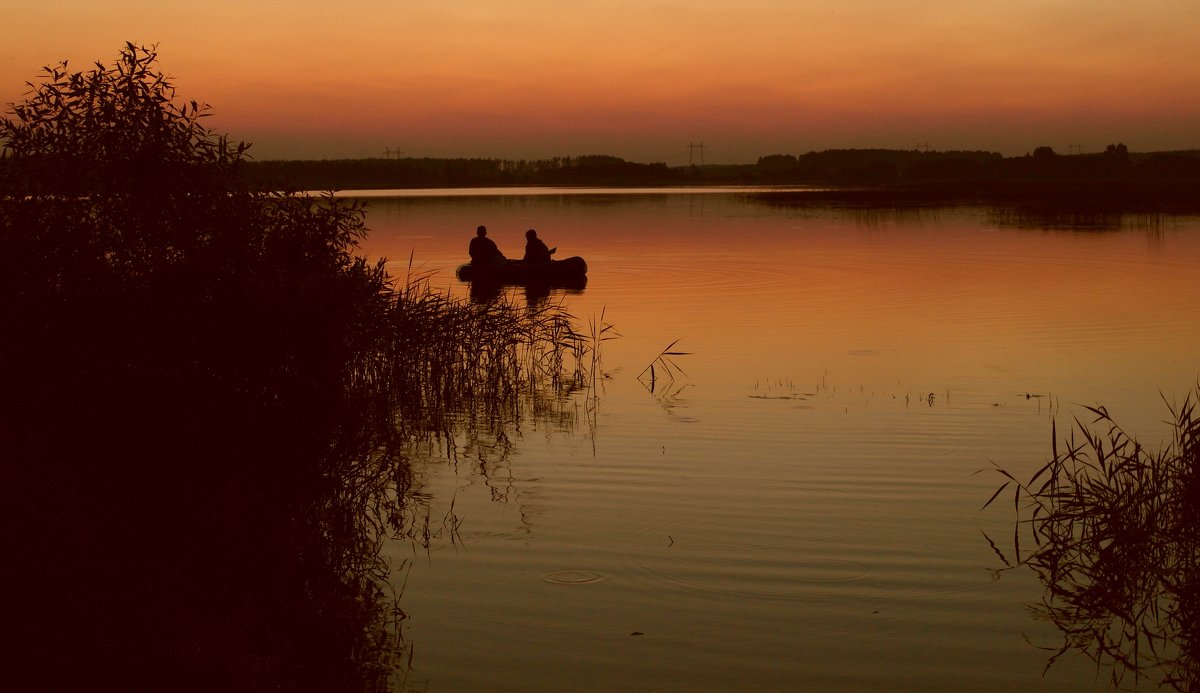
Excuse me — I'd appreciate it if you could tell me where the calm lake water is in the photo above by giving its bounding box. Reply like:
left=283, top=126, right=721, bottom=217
left=355, top=188, right=1200, bottom=692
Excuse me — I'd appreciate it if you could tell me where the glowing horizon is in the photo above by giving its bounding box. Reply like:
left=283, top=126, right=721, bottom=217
left=4, top=1, right=1199, bottom=164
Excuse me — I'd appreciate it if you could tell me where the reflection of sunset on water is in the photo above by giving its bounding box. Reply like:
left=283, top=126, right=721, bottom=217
left=362, top=192, right=1200, bottom=418
left=359, top=191, right=1200, bottom=689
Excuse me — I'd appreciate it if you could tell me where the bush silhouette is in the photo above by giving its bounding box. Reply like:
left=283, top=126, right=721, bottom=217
left=2, top=43, right=596, bottom=691
left=0, top=43, right=408, bottom=692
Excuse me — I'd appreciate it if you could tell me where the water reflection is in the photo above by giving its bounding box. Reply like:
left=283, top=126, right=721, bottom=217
left=986, top=208, right=1126, bottom=230
left=4, top=291, right=412, bottom=691
left=3, top=261, right=593, bottom=691
left=355, top=190, right=1200, bottom=691
left=986, top=392, right=1200, bottom=690
left=467, top=277, right=587, bottom=305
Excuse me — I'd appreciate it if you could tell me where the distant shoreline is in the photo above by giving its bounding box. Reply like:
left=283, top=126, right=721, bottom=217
left=237, top=148, right=1200, bottom=213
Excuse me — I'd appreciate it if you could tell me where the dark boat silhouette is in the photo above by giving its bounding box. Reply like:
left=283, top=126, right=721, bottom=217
left=456, top=256, right=588, bottom=288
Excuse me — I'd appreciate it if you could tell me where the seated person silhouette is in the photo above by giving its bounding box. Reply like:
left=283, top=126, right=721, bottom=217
left=468, top=225, right=506, bottom=265
left=522, top=229, right=556, bottom=264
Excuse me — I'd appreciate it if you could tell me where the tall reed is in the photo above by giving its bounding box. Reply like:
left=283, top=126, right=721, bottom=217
left=638, top=339, right=691, bottom=394
left=984, top=387, right=1200, bottom=690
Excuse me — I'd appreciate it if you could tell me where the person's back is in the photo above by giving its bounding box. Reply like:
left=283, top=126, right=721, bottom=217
left=522, top=229, right=554, bottom=263
left=469, top=225, right=505, bottom=264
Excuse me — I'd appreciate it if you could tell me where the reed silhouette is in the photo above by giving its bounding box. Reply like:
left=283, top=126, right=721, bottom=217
left=0, top=44, right=593, bottom=692
left=984, top=388, right=1200, bottom=690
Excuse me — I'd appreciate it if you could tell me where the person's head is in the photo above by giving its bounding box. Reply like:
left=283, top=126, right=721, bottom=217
left=525, top=229, right=537, bottom=239
left=477, top=225, right=487, bottom=236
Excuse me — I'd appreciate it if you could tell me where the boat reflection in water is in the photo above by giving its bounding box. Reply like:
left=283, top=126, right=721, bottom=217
left=461, top=257, right=588, bottom=304
left=455, top=255, right=588, bottom=284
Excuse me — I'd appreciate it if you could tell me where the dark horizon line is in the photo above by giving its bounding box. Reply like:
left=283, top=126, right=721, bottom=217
left=247, top=146, right=1200, bottom=166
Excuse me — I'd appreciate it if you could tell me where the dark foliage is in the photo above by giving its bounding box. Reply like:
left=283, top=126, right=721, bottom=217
left=0, top=44, right=594, bottom=692
left=0, top=43, right=404, bottom=692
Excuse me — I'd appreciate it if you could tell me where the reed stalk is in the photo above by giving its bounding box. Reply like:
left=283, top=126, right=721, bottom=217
left=984, top=386, right=1200, bottom=690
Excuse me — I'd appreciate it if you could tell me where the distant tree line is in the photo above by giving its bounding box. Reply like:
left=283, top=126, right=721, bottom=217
left=237, top=153, right=674, bottom=190
left=233, top=146, right=1200, bottom=192
left=751, top=145, right=1200, bottom=213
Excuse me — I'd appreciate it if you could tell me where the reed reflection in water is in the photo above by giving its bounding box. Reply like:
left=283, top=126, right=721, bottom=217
left=986, top=389, right=1200, bottom=690
left=359, top=190, right=1200, bottom=692
left=1, top=268, right=597, bottom=691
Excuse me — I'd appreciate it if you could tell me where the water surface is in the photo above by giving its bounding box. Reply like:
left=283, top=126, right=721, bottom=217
left=360, top=189, right=1200, bottom=691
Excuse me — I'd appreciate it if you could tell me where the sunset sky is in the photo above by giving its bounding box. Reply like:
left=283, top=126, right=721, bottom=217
left=3, top=1, right=1198, bottom=164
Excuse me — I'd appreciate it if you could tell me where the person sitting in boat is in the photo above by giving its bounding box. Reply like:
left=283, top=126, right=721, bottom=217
left=522, top=229, right=556, bottom=264
left=469, top=225, right=506, bottom=265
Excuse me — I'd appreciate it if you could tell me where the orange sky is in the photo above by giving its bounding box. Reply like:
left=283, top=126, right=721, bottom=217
left=3, top=1, right=1198, bottom=163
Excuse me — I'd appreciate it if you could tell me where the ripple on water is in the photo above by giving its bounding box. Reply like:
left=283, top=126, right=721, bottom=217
left=627, top=509, right=871, bottom=551
left=543, top=570, right=606, bottom=585
left=620, top=509, right=876, bottom=599
left=657, top=554, right=871, bottom=599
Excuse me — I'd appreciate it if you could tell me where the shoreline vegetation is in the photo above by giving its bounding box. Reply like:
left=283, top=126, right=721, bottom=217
left=1, top=44, right=597, bottom=692
left=235, top=147, right=1200, bottom=213
left=985, top=387, right=1200, bottom=690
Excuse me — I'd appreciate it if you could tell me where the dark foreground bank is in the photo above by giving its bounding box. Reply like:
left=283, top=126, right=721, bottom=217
left=1, top=44, right=592, bottom=692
